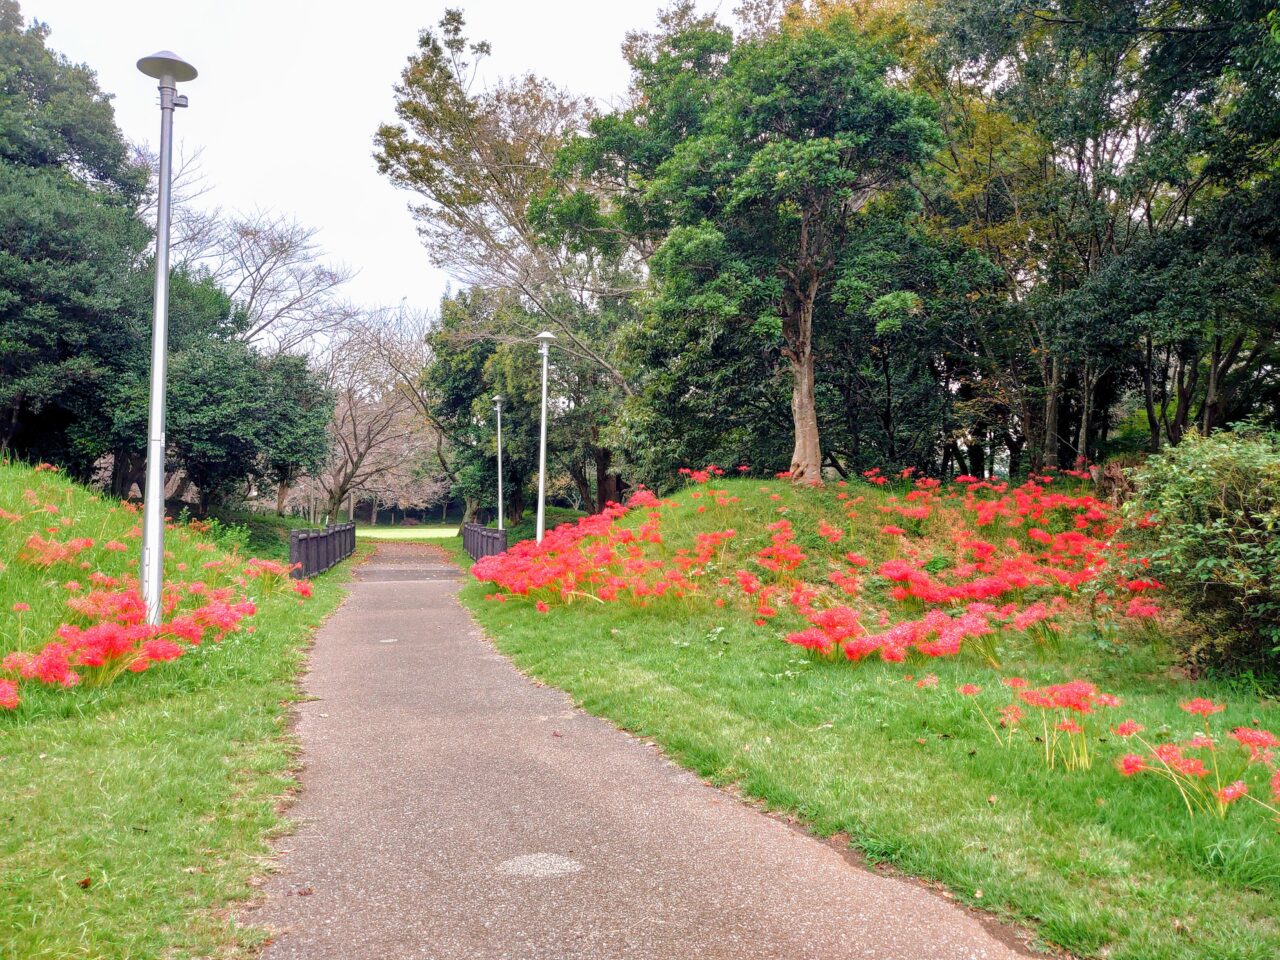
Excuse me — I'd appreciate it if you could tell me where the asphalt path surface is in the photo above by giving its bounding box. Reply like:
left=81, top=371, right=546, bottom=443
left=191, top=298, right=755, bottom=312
left=251, top=543, right=1034, bottom=960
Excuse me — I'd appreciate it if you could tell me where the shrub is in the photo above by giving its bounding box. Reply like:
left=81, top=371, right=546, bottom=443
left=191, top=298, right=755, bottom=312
left=1133, top=426, right=1280, bottom=672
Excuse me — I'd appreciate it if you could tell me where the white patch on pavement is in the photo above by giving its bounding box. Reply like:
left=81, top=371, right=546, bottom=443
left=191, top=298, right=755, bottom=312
left=379, top=638, right=399, bottom=643
left=496, top=853, right=583, bottom=878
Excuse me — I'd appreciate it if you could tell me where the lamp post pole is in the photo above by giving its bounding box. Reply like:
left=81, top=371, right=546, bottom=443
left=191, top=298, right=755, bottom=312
left=493, top=394, right=504, bottom=531
left=136, top=51, right=197, bottom=626
left=534, top=332, right=555, bottom=543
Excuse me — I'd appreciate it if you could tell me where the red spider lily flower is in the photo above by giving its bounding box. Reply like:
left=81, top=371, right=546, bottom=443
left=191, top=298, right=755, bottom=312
left=999, top=704, right=1023, bottom=727
left=104, top=540, right=127, bottom=552
left=1154, top=743, right=1209, bottom=777
left=0, top=679, right=18, bottom=710
left=1124, top=597, right=1160, bottom=618
left=1002, top=676, right=1028, bottom=689
left=879, top=524, right=905, bottom=536
left=737, top=465, right=750, bottom=473
left=1230, top=727, right=1278, bottom=762
left=1215, top=781, right=1248, bottom=805
left=139, top=637, right=183, bottom=663
left=786, top=628, right=833, bottom=655
left=1180, top=698, right=1225, bottom=717
left=959, top=684, right=981, bottom=696
left=817, top=521, right=843, bottom=543
left=11, top=602, right=29, bottom=613
left=1056, top=719, right=1084, bottom=734
left=915, top=674, right=938, bottom=689
left=1113, top=720, right=1144, bottom=738
left=292, top=579, right=314, bottom=599
left=1187, top=734, right=1216, bottom=750
left=535, top=601, right=550, bottom=613
left=62, top=580, right=82, bottom=592
left=1118, top=754, right=1146, bottom=776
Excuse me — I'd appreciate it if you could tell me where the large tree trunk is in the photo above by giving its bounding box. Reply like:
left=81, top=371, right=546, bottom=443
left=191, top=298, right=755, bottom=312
left=463, top=495, right=481, bottom=523
left=276, top=480, right=290, bottom=516
left=1043, top=357, right=1062, bottom=469
left=782, top=281, right=823, bottom=485
left=789, top=348, right=822, bottom=483
left=1141, top=334, right=1161, bottom=453
left=594, top=448, right=623, bottom=511
left=1076, top=359, right=1092, bottom=465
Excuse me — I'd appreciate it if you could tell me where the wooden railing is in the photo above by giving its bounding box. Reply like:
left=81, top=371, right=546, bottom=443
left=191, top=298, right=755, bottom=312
left=462, top=522, right=507, bottom=561
left=289, top=522, right=356, bottom=578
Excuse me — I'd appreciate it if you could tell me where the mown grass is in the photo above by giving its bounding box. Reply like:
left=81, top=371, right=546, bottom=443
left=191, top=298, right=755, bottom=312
left=0, top=463, right=366, bottom=959
left=356, top=524, right=459, bottom=541
left=454, top=476, right=1280, bottom=960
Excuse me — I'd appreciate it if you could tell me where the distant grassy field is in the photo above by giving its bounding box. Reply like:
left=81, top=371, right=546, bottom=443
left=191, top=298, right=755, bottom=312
left=0, top=463, right=365, bottom=959
left=356, top=525, right=459, bottom=540
left=454, top=475, right=1280, bottom=960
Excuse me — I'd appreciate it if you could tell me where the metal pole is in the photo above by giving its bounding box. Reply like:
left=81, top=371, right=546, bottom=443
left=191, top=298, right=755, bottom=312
left=535, top=333, right=554, bottom=543
left=139, top=74, right=178, bottom=627
left=495, top=398, right=504, bottom=531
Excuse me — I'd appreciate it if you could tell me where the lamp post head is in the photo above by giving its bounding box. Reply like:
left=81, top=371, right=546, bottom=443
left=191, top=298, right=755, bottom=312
left=137, top=51, right=198, bottom=84
left=535, top=330, right=555, bottom=356
left=493, top=394, right=504, bottom=410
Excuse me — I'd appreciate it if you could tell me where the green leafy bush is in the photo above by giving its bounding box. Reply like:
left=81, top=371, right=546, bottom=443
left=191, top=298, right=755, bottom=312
left=1134, top=426, right=1280, bottom=671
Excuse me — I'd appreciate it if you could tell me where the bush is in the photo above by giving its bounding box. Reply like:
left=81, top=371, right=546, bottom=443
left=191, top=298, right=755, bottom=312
left=1133, top=426, right=1280, bottom=672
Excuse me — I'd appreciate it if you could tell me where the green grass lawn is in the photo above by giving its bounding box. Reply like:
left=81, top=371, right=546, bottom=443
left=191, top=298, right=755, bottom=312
left=454, top=477, right=1280, bottom=960
left=356, top=524, right=460, bottom=540
left=0, top=463, right=367, bottom=959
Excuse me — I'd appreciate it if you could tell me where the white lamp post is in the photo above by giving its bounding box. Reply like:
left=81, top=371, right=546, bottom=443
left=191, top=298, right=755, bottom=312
left=136, top=51, right=197, bottom=626
left=493, top=394, right=504, bottom=531
left=534, top=331, right=555, bottom=543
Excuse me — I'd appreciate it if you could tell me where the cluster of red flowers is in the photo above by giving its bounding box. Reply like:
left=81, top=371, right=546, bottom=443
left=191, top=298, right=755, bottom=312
left=474, top=467, right=1158, bottom=664
left=1112, top=698, right=1280, bottom=817
left=0, top=484, right=315, bottom=711
left=467, top=465, right=1280, bottom=826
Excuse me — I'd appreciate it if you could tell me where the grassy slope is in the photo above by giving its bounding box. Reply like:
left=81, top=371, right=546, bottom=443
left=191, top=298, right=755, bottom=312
left=454, top=477, right=1279, bottom=960
left=0, top=464, right=365, bottom=959
left=210, top=509, right=316, bottom=563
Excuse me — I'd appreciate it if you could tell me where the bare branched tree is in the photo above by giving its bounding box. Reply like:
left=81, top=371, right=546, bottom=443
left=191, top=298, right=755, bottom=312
left=134, top=146, right=356, bottom=355
left=306, top=322, right=440, bottom=521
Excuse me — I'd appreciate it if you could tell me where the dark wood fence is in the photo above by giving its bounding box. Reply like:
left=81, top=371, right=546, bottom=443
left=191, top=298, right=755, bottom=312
left=462, top=522, right=507, bottom=561
left=289, top=522, right=356, bottom=578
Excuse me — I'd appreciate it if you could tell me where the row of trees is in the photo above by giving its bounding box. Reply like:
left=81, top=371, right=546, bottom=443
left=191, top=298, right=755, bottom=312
left=0, top=2, right=449, bottom=519
left=375, top=1, right=1279, bottom=509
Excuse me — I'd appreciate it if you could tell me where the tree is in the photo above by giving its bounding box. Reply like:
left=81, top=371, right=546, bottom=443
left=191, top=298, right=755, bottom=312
left=312, top=323, right=439, bottom=522
left=0, top=1, right=150, bottom=464
left=585, top=13, right=939, bottom=481
left=375, top=10, right=639, bottom=508
left=166, top=341, right=273, bottom=513
left=261, top=354, right=333, bottom=515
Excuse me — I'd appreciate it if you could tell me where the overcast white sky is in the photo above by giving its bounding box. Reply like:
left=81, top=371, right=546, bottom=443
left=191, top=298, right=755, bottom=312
left=27, top=1, right=722, bottom=311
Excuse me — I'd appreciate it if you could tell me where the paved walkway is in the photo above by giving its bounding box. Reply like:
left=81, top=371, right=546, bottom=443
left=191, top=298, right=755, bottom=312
left=252, top=543, right=1032, bottom=960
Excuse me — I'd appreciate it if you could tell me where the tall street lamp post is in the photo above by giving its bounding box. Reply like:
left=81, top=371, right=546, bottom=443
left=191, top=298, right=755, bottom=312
left=493, top=394, right=504, bottom=531
left=136, top=51, right=197, bottom=626
left=534, top=331, right=555, bottom=543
